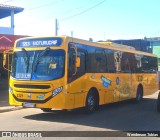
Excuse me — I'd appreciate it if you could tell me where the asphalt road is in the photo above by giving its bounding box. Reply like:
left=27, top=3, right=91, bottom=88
left=0, top=92, right=160, bottom=139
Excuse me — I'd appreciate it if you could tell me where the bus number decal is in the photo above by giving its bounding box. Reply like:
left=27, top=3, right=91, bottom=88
left=17, top=94, right=23, bottom=98
left=22, top=42, right=30, bottom=47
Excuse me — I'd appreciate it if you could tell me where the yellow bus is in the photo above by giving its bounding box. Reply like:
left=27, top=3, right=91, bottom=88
left=5, top=36, right=158, bottom=113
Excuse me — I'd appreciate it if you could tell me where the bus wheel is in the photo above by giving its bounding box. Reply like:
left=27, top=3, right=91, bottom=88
left=85, top=89, right=98, bottom=113
left=157, top=92, right=160, bottom=112
left=41, top=108, right=52, bottom=112
left=136, top=86, right=143, bottom=103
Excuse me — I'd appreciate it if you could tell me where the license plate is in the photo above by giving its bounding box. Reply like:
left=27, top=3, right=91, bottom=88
left=23, top=102, right=35, bottom=108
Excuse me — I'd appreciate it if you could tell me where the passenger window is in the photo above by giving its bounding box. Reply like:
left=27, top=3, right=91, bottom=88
left=105, top=50, right=116, bottom=73
left=121, top=52, right=130, bottom=73
left=95, top=50, right=106, bottom=72
left=68, top=46, right=76, bottom=77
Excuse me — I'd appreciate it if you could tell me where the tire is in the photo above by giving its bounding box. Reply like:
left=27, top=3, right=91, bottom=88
left=85, top=89, right=98, bottom=113
left=136, top=86, right=143, bottom=103
left=157, top=92, right=160, bottom=112
left=41, top=108, right=52, bottom=112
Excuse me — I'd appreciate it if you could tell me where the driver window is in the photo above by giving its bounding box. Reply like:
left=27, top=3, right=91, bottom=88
left=68, top=45, right=76, bottom=77
left=68, top=43, right=86, bottom=83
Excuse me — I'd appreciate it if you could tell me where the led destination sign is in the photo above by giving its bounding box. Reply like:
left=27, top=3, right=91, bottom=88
left=16, top=38, right=62, bottom=48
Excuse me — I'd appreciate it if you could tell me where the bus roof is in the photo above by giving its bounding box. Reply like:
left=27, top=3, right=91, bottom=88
left=66, top=36, right=157, bottom=58
left=15, top=36, right=157, bottom=58
left=98, top=41, right=136, bottom=50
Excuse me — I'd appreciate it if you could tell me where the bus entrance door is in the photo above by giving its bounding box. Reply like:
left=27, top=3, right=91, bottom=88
left=68, top=45, right=86, bottom=108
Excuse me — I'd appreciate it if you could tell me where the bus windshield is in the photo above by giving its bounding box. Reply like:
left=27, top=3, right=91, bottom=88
left=11, top=49, right=65, bottom=81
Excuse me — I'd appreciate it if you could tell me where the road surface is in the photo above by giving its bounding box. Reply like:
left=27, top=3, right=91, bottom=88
left=0, top=91, right=160, bottom=139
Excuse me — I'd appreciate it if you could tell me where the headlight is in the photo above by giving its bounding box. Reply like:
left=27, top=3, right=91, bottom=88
left=52, top=87, right=63, bottom=97
left=9, top=86, right=14, bottom=94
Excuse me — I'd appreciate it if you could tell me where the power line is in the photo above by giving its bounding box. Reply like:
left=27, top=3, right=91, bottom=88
left=15, top=0, right=98, bottom=28
left=59, top=0, right=106, bottom=21
left=15, top=0, right=106, bottom=30
left=58, top=0, right=97, bottom=16
left=0, top=0, right=15, bottom=4
left=24, top=0, right=64, bottom=12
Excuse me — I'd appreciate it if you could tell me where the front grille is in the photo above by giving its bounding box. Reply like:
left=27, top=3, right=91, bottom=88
left=14, top=84, right=51, bottom=89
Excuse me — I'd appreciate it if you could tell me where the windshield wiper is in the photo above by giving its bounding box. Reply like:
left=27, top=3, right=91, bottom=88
left=22, top=48, right=29, bottom=73
left=33, top=47, right=50, bottom=72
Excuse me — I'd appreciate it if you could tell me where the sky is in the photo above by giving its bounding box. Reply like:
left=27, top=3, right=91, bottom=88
left=0, top=0, right=160, bottom=41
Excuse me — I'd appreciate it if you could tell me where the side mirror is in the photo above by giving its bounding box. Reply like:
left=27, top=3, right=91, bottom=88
left=3, top=54, right=6, bottom=66
left=76, top=57, right=80, bottom=67
left=3, top=50, right=13, bottom=72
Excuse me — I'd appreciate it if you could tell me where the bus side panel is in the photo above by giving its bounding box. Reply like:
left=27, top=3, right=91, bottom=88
left=37, top=93, right=74, bottom=110
left=131, top=73, right=158, bottom=98
left=117, top=73, right=132, bottom=101
left=85, top=73, right=114, bottom=105
left=130, top=74, right=139, bottom=98
left=67, top=75, right=87, bottom=109
left=104, top=74, right=119, bottom=103
left=102, top=73, right=132, bottom=103
left=88, top=73, right=107, bottom=105
left=145, top=73, right=158, bottom=95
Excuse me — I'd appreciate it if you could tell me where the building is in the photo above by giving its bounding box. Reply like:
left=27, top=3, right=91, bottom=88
left=112, top=39, right=151, bottom=53
left=0, top=4, right=26, bottom=78
left=0, top=4, right=24, bottom=35
left=146, top=37, right=160, bottom=69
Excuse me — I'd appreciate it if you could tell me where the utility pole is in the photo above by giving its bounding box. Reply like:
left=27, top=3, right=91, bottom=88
left=104, top=32, right=106, bottom=41
left=71, top=31, right=73, bottom=37
left=11, top=10, right=14, bottom=34
left=55, top=18, right=58, bottom=36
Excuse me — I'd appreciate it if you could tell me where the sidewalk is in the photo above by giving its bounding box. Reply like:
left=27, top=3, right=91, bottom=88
left=0, top=106, right=23, bottom=113
left=0, top=78, right=9, bottom=106
left=0, top=78, right=23, bottom=113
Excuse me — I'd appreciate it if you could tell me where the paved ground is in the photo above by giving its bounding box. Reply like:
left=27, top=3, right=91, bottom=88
left=0, top=78, right=23, bottom=113
left=0, top=78, right=9, bottom=107
left=0, top=79, right=160, bottom=139
left=0, top=92, right=160, bottom=140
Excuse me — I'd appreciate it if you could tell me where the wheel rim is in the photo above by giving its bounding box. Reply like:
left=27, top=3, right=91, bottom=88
left=137, top=88, right=142, bottom=101
left=137, top=93, right=141, bottom=101
left=87, top=94, right=95, bottom=111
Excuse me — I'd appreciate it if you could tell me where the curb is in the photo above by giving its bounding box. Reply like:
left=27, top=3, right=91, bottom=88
left=0, top=106, right=23, bottom=113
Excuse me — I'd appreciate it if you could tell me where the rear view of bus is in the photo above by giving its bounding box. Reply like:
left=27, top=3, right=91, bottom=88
left=9, top=37, right=68, bottom=112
